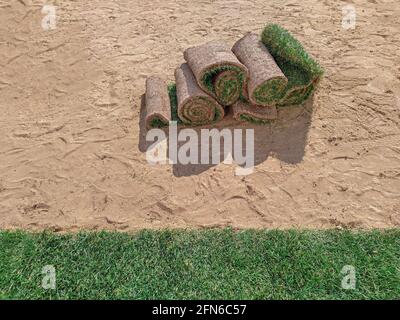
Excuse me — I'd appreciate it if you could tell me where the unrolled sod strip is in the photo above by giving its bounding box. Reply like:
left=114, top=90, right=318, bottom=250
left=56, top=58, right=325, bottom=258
left=232, top=100, right=278, bottom=125
left=184, top=41, right=248, bottom=106
left=145, top=76, right=171, bottom=129
left=175, top=63, right=224, bottom=125
left=232, top=32, right=287, bottom=106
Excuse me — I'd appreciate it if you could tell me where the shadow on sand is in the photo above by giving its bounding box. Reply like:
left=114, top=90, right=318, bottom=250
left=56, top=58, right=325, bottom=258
left=138, top=95, right=314, bottom=177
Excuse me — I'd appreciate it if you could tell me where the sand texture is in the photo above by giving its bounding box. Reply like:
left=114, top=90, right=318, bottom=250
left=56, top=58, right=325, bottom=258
left=0, top=0, right=399, bottom=231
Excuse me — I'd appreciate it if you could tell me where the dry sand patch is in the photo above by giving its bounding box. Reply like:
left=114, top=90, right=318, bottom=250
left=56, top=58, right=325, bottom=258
left=0, top=0, right=399, bottom=231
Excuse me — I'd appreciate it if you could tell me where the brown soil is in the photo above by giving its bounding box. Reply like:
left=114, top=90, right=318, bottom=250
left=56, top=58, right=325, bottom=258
left=0, top=0, right=399, bottom=232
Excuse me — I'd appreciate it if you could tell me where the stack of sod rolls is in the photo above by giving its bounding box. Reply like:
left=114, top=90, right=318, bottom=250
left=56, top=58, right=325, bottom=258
left=144, top=24, right=323, bottom=128
left=231, top=25, right=324, bottom=123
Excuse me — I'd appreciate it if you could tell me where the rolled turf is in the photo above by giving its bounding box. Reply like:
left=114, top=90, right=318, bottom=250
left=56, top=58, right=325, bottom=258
left=232, top=100, right=277, bottom=125
left=232, top=32, right=287, bottom=106
left=184, top=41, right=248, bottom=106
left=261, top=24, right=324, bottom=107
left=175, top=63, right=224, bottom=125
left=145, top=76, right=171, bottom=129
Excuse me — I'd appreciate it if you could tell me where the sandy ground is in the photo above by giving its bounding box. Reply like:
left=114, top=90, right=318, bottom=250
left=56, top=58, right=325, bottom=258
left=0, top=0, right=399, bottom=232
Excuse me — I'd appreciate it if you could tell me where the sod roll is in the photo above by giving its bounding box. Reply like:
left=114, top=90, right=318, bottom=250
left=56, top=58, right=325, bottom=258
left=232, top=32, right=287, bottom=106
left=184, top=41, right=248, bottom=106
left=175, top=63, right=224, bottom=125
left=145, top=76, right=171, bottom=129
left=261, top=24, right=324, bottom=106
left=232, top=100, right=277, bottom=125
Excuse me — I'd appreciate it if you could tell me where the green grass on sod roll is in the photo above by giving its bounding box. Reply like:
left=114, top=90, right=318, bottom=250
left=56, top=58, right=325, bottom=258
left=168, top=83, right=182, bottom=125
left=168, top=83, right=222, bottom=126
left=261, top=24, right=324, bottom=106
left=239, top=114, right=273, bottom=125
left=261, top=24, right=323, bottom=79
left=150, top=118, right=169, bottom=129
left=279, top=81, right=315, bottom=106
left=1, top=229, right=399, bottom=299
left=252, top=77, right=287, bottom=105
left=202, top=65, right=247, bottom=103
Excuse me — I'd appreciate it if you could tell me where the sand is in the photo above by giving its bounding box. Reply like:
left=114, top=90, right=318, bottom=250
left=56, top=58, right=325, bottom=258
left=0, top=0, right=399, bottom=232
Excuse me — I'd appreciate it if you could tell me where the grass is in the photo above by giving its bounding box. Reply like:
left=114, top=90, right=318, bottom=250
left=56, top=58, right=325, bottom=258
left=150, top=118, right=169, bottom=129
left=261, top=24, right=324, bottom=106
left=213, top=105, right=223, bottom=123
left=168, top=83, right=182, bottom=125
left=1, top=229, right=399, bottom=300
left=202, top=65, right=246, bottom=105
left=215, top=72, right=240, bottom=105
left=252, top=77, right=287, bottom=105
left=261, top=24, right=324, bottom=79
left=148, top=83, right=187, bottom=128
left=168, top=83, right=223, bottom=126
left=278, top=82, right=315, bottom=107
left=239, top=114, right=273, bottom=125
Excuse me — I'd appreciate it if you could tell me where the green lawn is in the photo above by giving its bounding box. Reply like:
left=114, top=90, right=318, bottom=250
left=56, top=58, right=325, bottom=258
left=0, top=229, right=399, bottom=300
